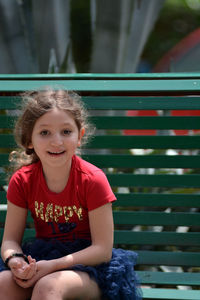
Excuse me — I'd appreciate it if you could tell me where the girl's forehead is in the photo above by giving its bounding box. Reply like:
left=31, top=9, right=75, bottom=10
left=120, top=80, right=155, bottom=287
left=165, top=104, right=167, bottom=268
left=35, top=108, right=76, bottom=127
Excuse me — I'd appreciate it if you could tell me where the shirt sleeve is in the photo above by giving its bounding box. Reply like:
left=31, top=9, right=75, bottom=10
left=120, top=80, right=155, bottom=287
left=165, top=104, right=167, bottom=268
left=86, top=170, right=116, bottom=211
left=7, top=171, right=28, bottom=209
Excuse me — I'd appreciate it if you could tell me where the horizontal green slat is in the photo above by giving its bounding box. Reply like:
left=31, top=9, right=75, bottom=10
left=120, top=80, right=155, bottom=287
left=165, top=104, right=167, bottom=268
left=107, top=174, right=200, bottom=187
left=0, top=191, right=6, bottom=203
left=137, top=271, right=200, bottom=286
left=113, top=193, right=200, bottom=208
left=0, top=135, right=16, bottom=147
left=1, top=79, right=200, bottom=92
left=113, top=211, right=200, bottom=226
left=2, top=115, right=200, bottom=130
left=136, top=250, right=200, bottom=267
left=87, top=135, right=200, bottom=149
left=1, top=96, right=200, bottom=110
left=91, top=116, right=200, bottom=130
left=84, top=154, right=200, bottom=168
left=114, top=231, right=200, bottom=246
left=142, top=287, right=200, bottom=300
left=1, top=72, right=200, bottom=79
left=0, top=116, right=15, bottom=128
left=84, top=96, right=200, bottom=110
left=0, top=154, right=9, bottom=165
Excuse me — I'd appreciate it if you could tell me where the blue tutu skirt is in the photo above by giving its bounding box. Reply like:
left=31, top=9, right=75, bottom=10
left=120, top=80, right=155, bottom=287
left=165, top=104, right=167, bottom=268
left=0, top=238, right=142, bottom=300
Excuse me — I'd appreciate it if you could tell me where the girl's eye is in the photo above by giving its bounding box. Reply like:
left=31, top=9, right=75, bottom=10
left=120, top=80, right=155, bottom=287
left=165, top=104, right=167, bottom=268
left=40, top=130, right=49, bottom=136
left=63, top=129, right=71, bottom=135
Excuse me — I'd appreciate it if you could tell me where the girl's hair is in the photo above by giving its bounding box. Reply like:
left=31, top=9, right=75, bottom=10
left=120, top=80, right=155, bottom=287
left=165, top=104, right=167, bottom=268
left=9, top=88, right=94, bottom=173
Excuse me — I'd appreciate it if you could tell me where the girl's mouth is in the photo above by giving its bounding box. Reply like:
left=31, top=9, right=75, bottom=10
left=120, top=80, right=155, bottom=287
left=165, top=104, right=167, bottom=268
left=48, top=151, right=66, bottom=156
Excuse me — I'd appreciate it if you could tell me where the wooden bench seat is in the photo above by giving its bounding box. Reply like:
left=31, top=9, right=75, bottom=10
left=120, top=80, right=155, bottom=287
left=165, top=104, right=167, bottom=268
left=0, top=73, right=200, bottom=299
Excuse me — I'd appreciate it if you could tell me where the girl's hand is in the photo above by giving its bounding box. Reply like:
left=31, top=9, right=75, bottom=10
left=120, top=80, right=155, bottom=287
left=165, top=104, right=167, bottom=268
left=13, top=260, right=53, bottom=288
left=10, top=255, right=37, bottom=280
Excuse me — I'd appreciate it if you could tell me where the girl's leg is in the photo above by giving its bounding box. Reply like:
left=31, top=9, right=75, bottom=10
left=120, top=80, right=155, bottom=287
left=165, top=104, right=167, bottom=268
left=31, top=270, right=101, bottom=300
left=0, top=270, right=32, bottom=300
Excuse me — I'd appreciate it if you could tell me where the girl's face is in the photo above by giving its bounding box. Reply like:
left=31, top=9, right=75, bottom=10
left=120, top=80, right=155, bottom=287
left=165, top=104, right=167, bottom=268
left=28, top=108, right=84, bottom=171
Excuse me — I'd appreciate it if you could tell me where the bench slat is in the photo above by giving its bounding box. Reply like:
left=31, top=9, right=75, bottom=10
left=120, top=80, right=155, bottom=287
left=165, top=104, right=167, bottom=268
left=1, top=115, right=200, bottom=130
left=90, top=116, right=200, bottom=130
left=2, top=96, right=200, bottom=110
left=107, top=174, right=200, bottom=188
left=83, top=154, right=200, bottom=168
left=114, top=231, right=200, bottom=246
left=137, top=271, right=200, bottom=286
left=142, top=288, right=200, bottom=300
left=87, top=135, right=200, bottom=149
left=114, top=193, right=200, bottom=208
left=113, top=211, right=200, bottom=226
left=137, top=250, right=200, bottom=267
left=0, top=79, right=200, bottom=92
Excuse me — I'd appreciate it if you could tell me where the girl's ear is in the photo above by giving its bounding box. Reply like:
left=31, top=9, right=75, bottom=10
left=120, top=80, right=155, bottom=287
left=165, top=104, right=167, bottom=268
left=27, top=142, right=33, bottom=149
left=78, top=128, right=85, bottom=147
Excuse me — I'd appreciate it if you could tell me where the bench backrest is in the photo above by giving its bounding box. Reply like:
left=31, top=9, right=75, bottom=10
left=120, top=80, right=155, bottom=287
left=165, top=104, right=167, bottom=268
left=0, top=74, right=200, bottom=291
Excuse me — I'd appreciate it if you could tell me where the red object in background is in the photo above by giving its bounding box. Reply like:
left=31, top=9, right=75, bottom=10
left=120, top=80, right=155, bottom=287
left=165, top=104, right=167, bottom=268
left=171, top=110, right=200, bottom=135
left=123, top=109, right=200, bottom=136
left=123, top=110, right=158, bottom=135
left=153, top=28, right=200, bottom=72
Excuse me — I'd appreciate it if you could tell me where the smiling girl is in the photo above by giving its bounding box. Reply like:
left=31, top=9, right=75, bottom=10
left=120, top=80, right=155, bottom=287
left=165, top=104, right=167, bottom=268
left=0, top=89, right=141, bottom=300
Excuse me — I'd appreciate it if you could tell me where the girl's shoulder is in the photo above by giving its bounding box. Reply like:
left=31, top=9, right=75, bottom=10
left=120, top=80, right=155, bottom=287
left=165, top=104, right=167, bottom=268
left=10, top=161, right=41, bottom=183
left=74, top=155, right=102, bottom=176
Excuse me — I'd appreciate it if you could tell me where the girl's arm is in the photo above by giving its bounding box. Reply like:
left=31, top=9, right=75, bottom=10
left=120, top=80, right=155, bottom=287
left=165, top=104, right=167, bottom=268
left=49, top=202, right=114, bottom=270
left=1, top=201, right=27, bottom=260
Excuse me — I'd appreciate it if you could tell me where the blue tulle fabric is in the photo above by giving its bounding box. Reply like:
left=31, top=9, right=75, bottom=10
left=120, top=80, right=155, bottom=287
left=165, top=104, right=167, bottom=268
left=0, top=238, right=142, bottom=300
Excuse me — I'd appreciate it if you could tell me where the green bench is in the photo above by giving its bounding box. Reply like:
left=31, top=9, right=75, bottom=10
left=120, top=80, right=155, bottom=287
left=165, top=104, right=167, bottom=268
left=0, top=73, right=200, bottom=300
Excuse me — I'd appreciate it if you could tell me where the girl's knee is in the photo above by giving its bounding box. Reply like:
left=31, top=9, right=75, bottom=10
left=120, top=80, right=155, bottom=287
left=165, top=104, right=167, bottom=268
left=32, top=276, right=59, bottom=300
left=0, top=271, right=13, bottom=289
left=0, top=271, right=31, bottom=300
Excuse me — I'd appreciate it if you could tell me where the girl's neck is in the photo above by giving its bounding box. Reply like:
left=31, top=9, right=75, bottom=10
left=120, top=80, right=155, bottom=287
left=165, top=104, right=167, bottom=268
left=42, top=160, right=72, bottom=193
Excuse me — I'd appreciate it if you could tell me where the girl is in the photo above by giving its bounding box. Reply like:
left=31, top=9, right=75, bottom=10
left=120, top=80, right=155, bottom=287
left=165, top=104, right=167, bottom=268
left=0, top=89, right=141, bottom=300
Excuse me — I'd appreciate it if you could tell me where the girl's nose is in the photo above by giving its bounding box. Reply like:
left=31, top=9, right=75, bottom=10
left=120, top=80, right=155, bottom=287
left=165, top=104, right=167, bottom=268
left=50, top=133, right=63, bottom=146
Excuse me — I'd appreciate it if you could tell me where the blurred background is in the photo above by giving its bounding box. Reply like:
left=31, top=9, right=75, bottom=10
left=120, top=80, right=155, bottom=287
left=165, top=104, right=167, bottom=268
left=1, top=0, right=200, bottom=74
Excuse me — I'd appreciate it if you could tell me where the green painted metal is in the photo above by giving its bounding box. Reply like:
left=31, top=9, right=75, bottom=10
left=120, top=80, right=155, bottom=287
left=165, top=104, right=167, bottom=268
left=1, top=95, right=200, bottom=110
left=136, top=251, right=200, bottom=267
left=137, top=271, right=200, bottom=285
left=0, top=72, right=200, bottom=79
left=0, top=79, right=200, bottom=92
left=1, top=115, right=200, bottom=130
left=83, top=154, right=200, bottom=168
left=114, top=231, right=200, bottom=246
left=113, top=193, right=200, bottom=208
left=142, top=288, right=200, bottom=300
left=87, top=135, right=200, bottom=149
left=107, top=174, right=200, bottom=188
left=113, top=211, right=200, bottom=226
left=90, top=116, right=200, bottom=129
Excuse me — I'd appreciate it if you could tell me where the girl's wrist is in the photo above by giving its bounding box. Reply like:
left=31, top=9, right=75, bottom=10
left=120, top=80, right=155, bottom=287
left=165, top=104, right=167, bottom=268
left=4, top=253, right=29, bottom=269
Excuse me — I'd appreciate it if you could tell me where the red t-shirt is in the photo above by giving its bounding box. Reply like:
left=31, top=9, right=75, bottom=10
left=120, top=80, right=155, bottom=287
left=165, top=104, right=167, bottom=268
left=7, top=155, right=116, bottom=241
